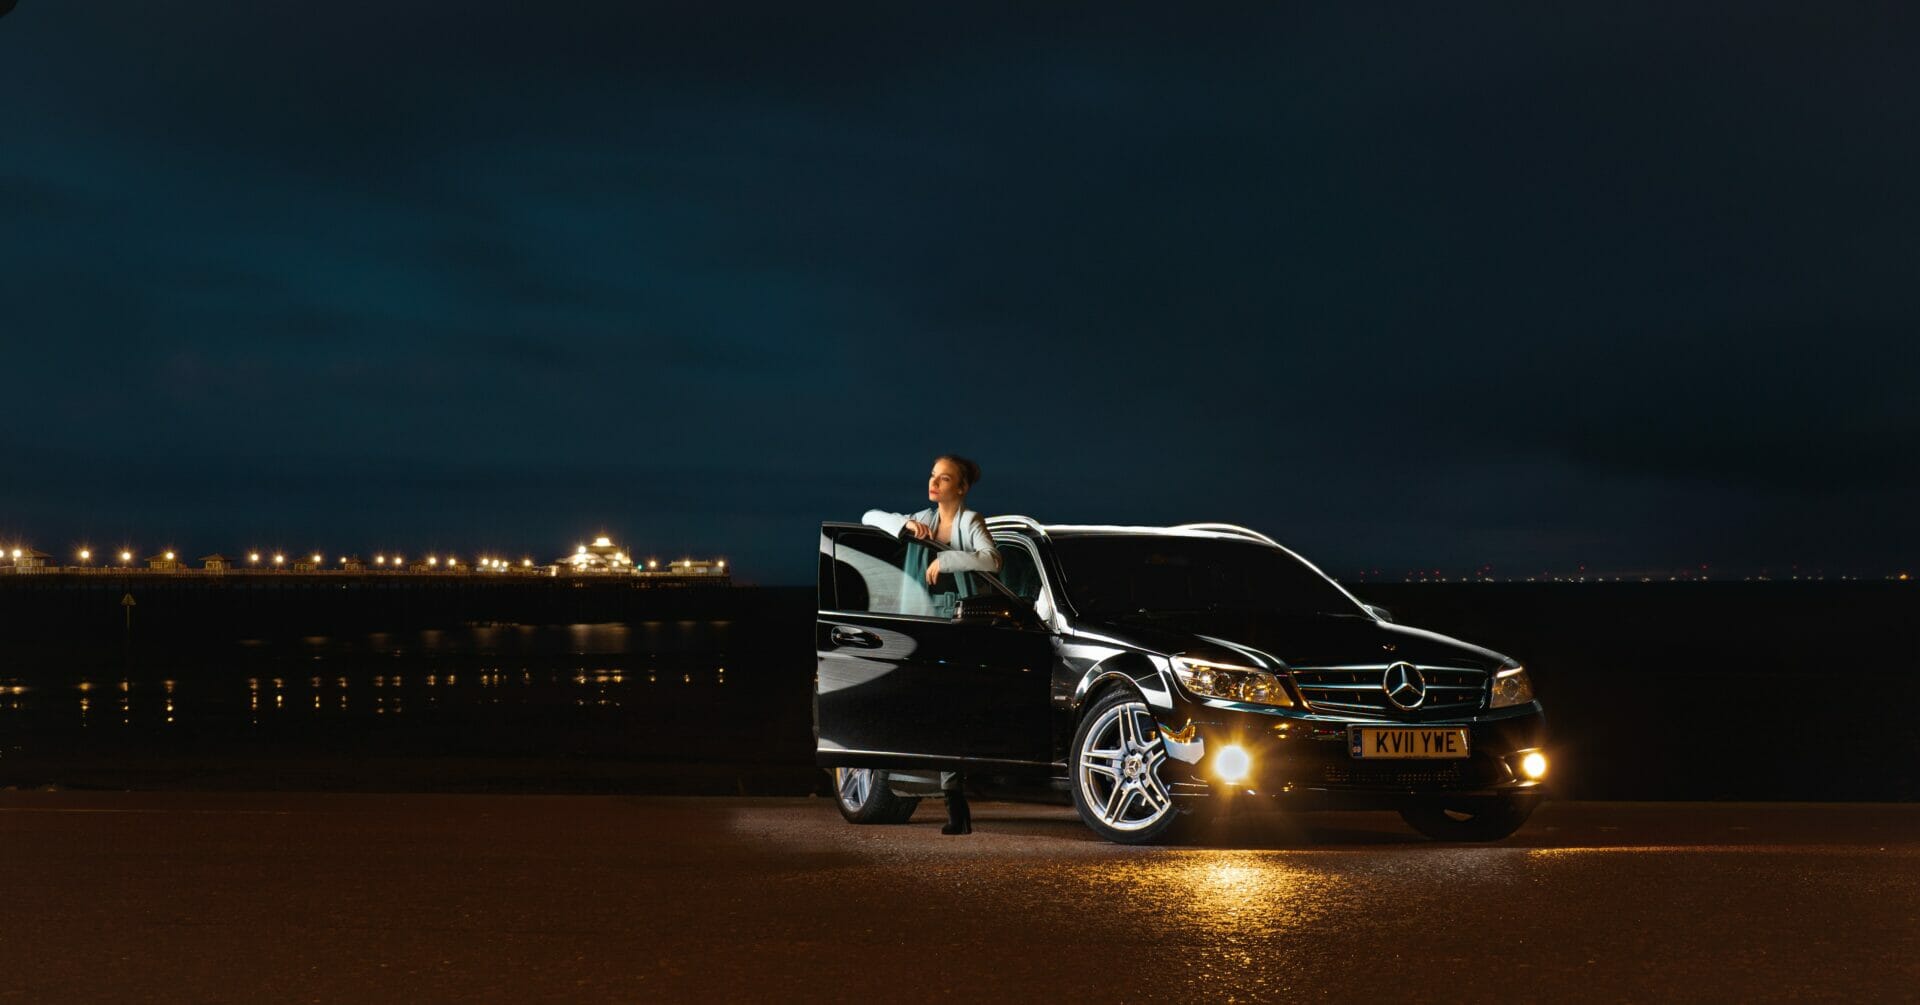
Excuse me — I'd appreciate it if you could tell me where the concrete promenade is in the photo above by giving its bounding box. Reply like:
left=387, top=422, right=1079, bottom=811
left=2, top=793, right=1914, bottom=1002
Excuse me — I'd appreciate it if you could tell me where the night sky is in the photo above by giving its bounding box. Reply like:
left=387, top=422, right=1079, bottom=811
left=3, top=3, right=1916, bottom=583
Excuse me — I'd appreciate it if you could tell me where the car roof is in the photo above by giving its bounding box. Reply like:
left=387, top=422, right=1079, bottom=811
left=984, top=515, right=1281, bottom=548
left=820, top=515, right=1283, bottom=548
left=985, top=516, right=1374, bottom=614
left=831, top=515, right=1371, bottom=613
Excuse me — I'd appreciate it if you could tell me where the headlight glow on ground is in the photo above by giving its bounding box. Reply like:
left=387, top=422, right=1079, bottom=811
left=1214, top=745, right=1251, bottom=783
left=1520, top=751, right=1548, bottom=780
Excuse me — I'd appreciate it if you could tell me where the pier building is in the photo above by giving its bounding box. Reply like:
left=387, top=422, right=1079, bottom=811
left=561, top=535, right=634, bottom=574
left=652, top=559, right=727, bottom=578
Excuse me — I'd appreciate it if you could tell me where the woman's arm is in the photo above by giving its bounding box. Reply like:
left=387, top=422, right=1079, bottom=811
left=929, top=511, right=1002, bottom=574
left=863, top=508, right=934, bottom=540
left=861, top=509, right=908, bottom=537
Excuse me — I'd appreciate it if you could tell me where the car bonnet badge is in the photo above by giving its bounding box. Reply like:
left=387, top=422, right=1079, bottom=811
left=1382, top=661, right=1426, bottom=710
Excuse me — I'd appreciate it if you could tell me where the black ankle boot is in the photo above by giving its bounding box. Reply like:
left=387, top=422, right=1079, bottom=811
left=942, top=789, right=972, bottom=835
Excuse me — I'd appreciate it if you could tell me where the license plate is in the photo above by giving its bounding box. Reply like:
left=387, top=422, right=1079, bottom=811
left=1349, top=726, right=1470, bottom=759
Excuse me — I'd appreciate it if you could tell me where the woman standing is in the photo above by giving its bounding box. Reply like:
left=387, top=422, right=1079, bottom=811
left=862, top=453, right=1002, bottom=834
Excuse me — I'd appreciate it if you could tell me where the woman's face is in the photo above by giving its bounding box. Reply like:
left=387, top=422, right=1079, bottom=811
left=927, top=458, right=968, bottom=506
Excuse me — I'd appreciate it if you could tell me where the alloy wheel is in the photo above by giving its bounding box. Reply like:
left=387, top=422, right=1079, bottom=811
left=837, top=767, right=873, bottom=810
left=1076, top=699, right=1173, bottom=833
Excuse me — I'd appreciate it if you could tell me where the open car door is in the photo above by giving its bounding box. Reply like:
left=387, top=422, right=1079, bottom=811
left=815, top=522, right=1052, bottom=770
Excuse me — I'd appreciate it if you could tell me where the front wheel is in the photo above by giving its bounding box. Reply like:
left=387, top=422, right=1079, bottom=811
left=1399, top=798, right=1536, bottom=841
left=1070, top=689, right=1195, bottom=844
left=833, top=767, right=921, bottom=824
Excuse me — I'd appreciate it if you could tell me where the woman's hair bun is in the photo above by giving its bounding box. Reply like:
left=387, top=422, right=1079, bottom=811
left=938, top=453, right=982, bottom=491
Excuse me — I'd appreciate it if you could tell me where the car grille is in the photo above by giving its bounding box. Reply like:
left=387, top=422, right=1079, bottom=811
left=1289, top=666, right=1488, bottom=719
left=1319, top=760, right=1495, bottom=790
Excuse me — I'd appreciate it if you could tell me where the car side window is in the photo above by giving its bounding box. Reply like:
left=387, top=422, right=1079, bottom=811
left=832, top=528, right=980, bottom=619
left=996, top=542, right=1044, bottom=602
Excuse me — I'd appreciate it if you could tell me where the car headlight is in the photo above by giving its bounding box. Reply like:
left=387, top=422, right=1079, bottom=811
left=1171, top=656, right=1294, bottom=707
left=1490, top=665, right=1534, bottom=708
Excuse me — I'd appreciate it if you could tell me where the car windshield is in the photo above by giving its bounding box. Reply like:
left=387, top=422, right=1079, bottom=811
left=1050, top=534, right=1364, bottom=621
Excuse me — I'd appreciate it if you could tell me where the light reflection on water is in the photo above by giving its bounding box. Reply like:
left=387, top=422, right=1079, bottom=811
left=0, top=663, right=731, bottom=726
left=0, top=618, right=808, bottom=766
left=0, top=621, right=746, bottom=730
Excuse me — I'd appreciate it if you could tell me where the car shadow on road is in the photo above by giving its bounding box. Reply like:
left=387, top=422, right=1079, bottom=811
left=958, top=805, right=1434, bottom=848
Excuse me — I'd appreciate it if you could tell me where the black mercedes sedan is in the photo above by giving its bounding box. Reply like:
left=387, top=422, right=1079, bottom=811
left=815, top=517, right=1548, bottom=844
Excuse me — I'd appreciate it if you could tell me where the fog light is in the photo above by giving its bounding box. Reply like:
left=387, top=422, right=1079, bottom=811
left=1215, top=745, right=1251, bottom=783
left=1520, top=751, right=1548, bottom=780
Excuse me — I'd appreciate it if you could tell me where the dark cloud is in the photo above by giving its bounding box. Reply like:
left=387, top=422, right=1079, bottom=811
left=2, top=2, right=1917, bottom=580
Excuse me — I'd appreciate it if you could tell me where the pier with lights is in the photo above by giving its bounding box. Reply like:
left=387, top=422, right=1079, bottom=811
left=0, top=534, right=727, bottom=581
left=0, top=533, right=736, bottom=640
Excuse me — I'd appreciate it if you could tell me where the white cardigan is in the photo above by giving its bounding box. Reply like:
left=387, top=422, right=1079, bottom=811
left=861, top=507, right=1003, bottom=574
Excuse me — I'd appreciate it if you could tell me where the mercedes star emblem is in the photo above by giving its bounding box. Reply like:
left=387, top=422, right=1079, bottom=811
left=1382, top=661, right=1426, bottom=710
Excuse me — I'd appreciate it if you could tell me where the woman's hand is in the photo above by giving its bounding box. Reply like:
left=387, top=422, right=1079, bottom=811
left=924, top=557, right=942, bottom=584
left=903, top=519, right=932, bottom=540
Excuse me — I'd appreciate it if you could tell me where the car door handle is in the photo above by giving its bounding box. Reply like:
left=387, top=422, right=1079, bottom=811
left=830, top=627, right=882, bottom=649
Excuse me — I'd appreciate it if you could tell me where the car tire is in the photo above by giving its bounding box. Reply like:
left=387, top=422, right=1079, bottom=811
left=832, top=767, right=921, bottom=824
left=1069, top=688, right=1195, bottom=845
left=1399, top=798, right=1536, bottom=841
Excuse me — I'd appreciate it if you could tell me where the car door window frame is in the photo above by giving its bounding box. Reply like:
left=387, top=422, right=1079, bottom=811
left=826, top=526, right=1004, bottom=622
left=989, top=534, right=1057, bottom=623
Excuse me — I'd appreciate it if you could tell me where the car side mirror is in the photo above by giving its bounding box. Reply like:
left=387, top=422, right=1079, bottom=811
left=955, top=594, right=1037, bottom=628
left=1364, top=604, right=1394, bottom=623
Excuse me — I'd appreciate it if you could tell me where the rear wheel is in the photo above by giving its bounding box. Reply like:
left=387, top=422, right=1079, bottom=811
left=833, top=767, right=921, bottom=824
left=1070, top=689, right=1195, bottom=844
left=1399, top=798, right=1536, bottom=841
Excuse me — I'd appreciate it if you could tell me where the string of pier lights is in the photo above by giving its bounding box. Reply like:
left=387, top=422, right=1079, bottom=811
left=361, top=553, right=539, bottom=571
left=59, top=550, right=543, bottom=570
left=19, top=546, right=719, bottom=574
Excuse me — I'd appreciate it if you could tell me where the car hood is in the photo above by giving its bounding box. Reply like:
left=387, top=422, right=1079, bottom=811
left=1075, top=612, right=1510, bottom=671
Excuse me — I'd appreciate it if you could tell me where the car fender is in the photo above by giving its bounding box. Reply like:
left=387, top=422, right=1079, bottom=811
left=1071, top=650, right=1173, bottom=718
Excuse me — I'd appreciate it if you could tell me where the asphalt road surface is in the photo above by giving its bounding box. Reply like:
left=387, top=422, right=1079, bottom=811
left=2, top=792, right=1914, bottom=1003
